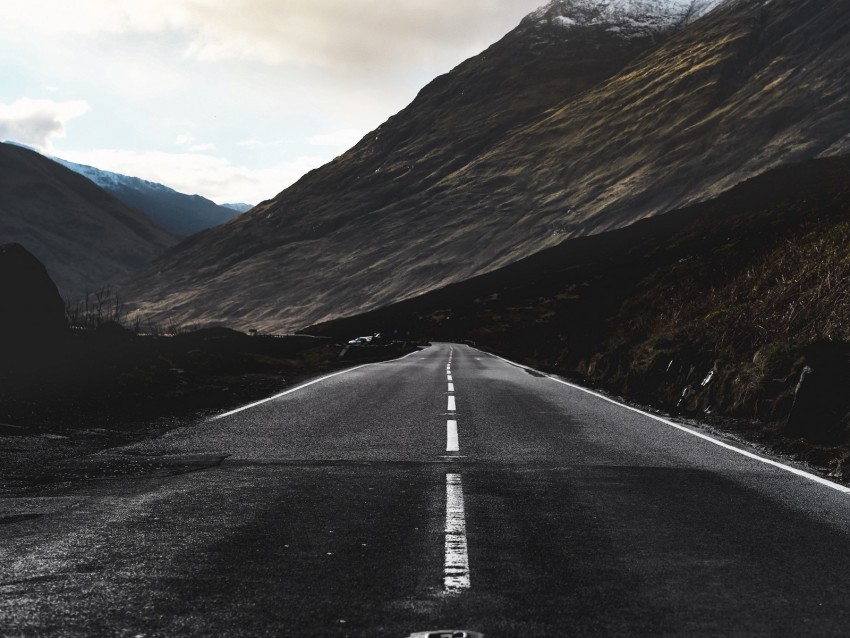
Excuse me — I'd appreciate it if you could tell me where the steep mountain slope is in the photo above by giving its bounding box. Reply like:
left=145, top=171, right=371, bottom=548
left=125, top=0, right=850, bottom=332
left=0, top=143, right=177, bottom=298
left=52, top=158, right=242, bottom=236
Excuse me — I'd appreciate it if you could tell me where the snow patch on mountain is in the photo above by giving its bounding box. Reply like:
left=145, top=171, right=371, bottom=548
left=525, top=0, right=723, bottom=35
left=52, top=157, right=175, bottom=195
left=48, top=156, right=242, bottom=236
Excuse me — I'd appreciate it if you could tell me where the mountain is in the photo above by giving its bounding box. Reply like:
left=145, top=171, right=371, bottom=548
left=222, top=203, right=254, bottom=214
left=0, top=142, right=177, bottom=298
left=52, top=158, right=242, bottom=237
left=123, top=0, right=850, bottom=332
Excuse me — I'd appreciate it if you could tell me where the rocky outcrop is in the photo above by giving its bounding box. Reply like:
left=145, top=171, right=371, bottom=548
left=785, top=343, right=850, bottom=445
left=0, top=243, right=68, bottom=348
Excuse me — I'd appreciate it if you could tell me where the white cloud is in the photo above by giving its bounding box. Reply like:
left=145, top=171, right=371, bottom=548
left=0, top=98, right=90, bottom=152
left=6, top=0, right=193, bottom=36
left=189, top=143, right=216, bottom=152
left=2, top=1, right=541, bottom=72
left=175, top=133, right=194, bottom=146
left=57, top=147, right=330, bottom=205
left=177, top=0, right=542, bottom=70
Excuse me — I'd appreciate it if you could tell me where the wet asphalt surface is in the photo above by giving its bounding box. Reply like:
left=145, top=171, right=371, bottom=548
left=5, top=343, right=850, bottom=636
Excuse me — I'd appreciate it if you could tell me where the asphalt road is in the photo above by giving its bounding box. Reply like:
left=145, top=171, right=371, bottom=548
left=4, top=343, right=850, bottom=636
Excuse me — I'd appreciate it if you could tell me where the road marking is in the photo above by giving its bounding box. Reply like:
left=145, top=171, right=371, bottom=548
left=447, top=395, right=456, bottom=412
left=210, top=348, right=422, bottom=420
left=447, top=374, right=453, bottom=381
left=444, top=473, right=470, bottom=593
left=448, top=383, right=455, bottom=392
left=483, top=350, right=850, bottom=495
left=447, top=420, right=459, bottom=452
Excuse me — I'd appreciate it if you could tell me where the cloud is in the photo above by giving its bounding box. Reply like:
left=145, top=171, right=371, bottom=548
left=5, top=1, right=542, bottom=73
left=57, top=147, right=330, bottom=205
left=175, top=133, right=194, bottom=146
left=181, top=0, right=542, bottom=70
left=0, top=98, right=90, bottom=152
left=7, top=0, right=193, bottom=36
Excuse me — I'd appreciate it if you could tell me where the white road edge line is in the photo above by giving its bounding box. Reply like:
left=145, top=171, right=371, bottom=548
left=210, top=348, right=423, bottom=420
left=444, top=473, right=471, bottom=593
left=447, top=420, right=459, bottom=452
left=481, top=349, right=850, bottom=495
left=447, top=395, right=457, bottom=412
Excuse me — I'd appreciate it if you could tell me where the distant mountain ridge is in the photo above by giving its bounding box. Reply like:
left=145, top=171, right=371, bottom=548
left=222, top=203, right=253, bottom=214
left=123, top=0, right=850, bottom=332
left=0, top=142, right=176, bottom=298
left=51, top=158, right=242, bottom=236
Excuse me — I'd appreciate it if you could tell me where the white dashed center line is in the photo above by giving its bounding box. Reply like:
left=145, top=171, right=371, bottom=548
left=447, top=395, right=456, bottom=412
left=446, top=420, right=459, bottom=452
left=447, top=374, right=453, bottom=382
left=448, top=382, right=454, bottom=392
left=444, top=473, right=470, bottom=593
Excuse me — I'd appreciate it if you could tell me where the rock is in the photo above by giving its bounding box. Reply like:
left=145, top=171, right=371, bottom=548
left=0, top=243, right=68, bottom=349
left=785, top=342, right=850, bottom=445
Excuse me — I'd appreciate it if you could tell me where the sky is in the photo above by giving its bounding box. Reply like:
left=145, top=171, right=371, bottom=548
left=0, top=0, right=544, bottom=205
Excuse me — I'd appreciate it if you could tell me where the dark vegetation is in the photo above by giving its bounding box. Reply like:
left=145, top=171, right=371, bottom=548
left=3, top=325, right=336, bottom=435
left=309, top=156, right=850, bottom=479
left=1, top=323, right=412, bottom=438
left=0, top=244, right=416, bottom=486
